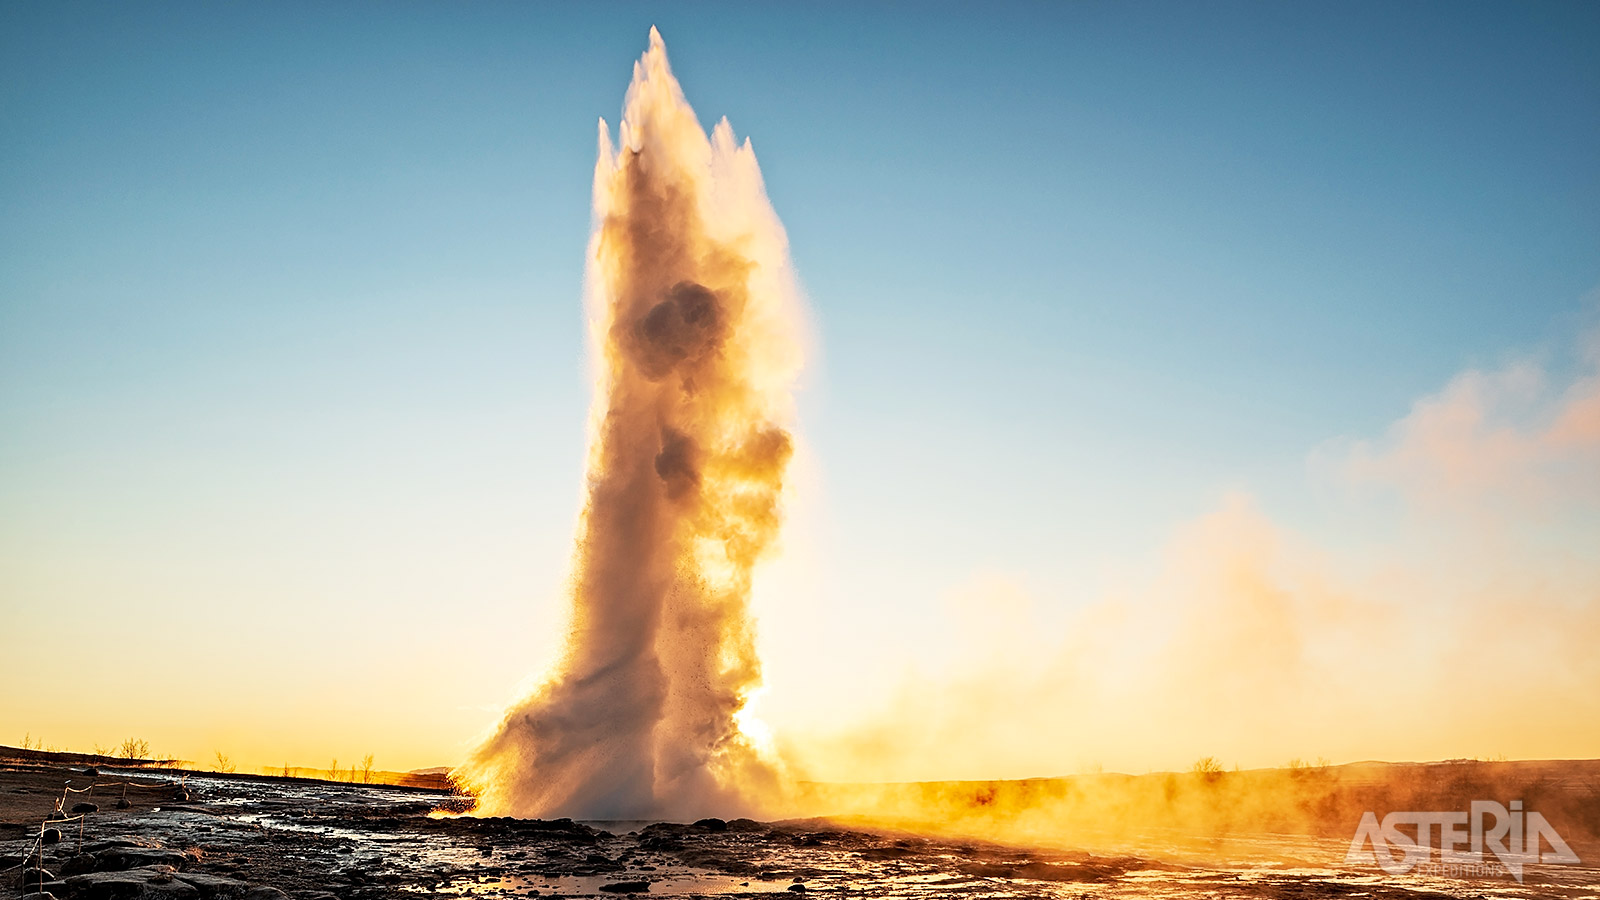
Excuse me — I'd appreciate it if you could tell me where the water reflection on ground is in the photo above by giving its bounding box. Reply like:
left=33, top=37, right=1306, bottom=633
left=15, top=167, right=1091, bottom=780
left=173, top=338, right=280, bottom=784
left=4, top=767, right=1595, bottom=900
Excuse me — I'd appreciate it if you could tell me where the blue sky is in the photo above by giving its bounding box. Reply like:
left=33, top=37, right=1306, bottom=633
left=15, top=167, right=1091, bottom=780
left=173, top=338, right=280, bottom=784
left=2, top=2, right=1597, bottom=773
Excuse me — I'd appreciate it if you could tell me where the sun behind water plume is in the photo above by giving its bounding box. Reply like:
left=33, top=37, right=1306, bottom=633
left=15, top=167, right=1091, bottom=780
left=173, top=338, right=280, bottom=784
left=454, top=28, right=805, bottom=820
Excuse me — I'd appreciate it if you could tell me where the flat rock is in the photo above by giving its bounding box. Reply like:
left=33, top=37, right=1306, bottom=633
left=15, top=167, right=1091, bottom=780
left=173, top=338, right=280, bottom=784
left=85, top=839, right=162, bottom=854
left=65, top=868, right=201, bottom=900
left=957, top=860, right=1121, bottom=883
left=98, top=848, right=192, bottom=872
left=174, top=873, right=252, bottom=899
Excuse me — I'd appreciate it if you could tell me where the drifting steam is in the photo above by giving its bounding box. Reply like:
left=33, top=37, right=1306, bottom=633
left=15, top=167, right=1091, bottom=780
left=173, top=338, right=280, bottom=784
left=456, top=29, right=803, bottom=819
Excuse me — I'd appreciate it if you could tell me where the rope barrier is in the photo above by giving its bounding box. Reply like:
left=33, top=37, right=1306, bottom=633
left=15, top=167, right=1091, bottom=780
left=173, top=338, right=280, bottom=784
left=7, top=768, right=196, bottom=894
left=71, top=780, right=175, bottom=791
left=58, top=778, right=182, bottom=806
left=10, top=778, right=187, bottom=893
left=11, top=806, right=98, bottom=892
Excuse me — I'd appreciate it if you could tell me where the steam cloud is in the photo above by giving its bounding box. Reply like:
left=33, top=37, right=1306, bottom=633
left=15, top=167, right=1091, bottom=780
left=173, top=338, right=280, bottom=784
left=783, top=332, right=1600, bottom=785
left=457, top=29, right=803, bottom=819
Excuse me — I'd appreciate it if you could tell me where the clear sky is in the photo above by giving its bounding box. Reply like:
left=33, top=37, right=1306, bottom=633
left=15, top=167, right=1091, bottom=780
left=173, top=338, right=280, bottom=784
left=3, top=2, right=1598, bottom=778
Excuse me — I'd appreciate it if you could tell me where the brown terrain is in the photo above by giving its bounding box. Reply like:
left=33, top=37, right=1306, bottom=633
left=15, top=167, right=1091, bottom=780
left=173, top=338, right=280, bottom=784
left=4, top=751, right=1598, bottom=900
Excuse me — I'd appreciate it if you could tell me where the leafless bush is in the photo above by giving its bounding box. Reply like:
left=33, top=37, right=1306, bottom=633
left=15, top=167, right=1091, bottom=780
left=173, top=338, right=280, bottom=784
left=1192, top=756, right=1226, bottom=783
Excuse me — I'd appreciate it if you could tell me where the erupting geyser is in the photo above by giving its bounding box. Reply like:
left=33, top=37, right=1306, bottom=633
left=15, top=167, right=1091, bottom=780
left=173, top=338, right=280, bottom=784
left=455, top=29, right=804, bottom=819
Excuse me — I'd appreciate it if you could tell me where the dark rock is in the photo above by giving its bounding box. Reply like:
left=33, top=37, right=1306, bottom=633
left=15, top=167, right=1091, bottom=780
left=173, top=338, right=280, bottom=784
left=172, top=791, right=190, bottom=802
left=21, top=892, right=57, bottom=900
left=635, top=823, right=686, bottom=851
left=42, top=828, right=62, bottom=844
left=85, top=767, right=102, bottom=777
left=858, top=846, right=913, bottom=860
left=62, top=854, right=99, bottom=875
left=117, top=798, right=133, bottom=810
left=65, top=868, right=200, bottom=900
left=726, top=818, right=766, bottom=832
left=73, top=802, right=100, bottom=814
left=174, top=873, right=252, bottom=899
left=505, top=817, right=601, bottom=842
left=598, top=882, right=651, bottom=894
left=692, top=817, right=728, bottom=832
left=85, top=839, right=162, bottom=854
left=957, top=860, right=1120, bottom=883
left=98, top=848, right=192, bottom=872
left=787, top=885, right=806, bottom=893
left=23, top=867, right=56, bottom=885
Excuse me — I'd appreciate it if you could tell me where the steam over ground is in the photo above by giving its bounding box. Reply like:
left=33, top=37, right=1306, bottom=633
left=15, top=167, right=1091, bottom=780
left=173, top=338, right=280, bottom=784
left=781, top=332, right=1600, bottom=784
left=457, top=29, right=803, bottom=820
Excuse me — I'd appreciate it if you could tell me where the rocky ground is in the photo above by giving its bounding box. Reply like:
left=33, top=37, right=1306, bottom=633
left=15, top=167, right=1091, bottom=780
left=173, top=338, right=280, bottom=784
left=3, top=762, right=1594, bottom=900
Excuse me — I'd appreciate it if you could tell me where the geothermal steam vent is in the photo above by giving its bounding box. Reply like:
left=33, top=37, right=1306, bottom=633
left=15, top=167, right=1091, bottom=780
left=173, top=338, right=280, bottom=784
left=456, top=29, right=804, bottom=820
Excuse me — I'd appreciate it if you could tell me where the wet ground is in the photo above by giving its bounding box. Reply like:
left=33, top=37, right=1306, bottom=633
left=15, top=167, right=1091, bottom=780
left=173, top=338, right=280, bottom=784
left=3, top=763, right=1595, bottom=900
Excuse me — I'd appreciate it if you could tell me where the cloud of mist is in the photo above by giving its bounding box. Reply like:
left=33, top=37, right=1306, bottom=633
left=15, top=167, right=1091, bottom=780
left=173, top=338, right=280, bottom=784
left=784, top=335, right=1600, bottom=785
left=1342, top=336, right=1600, bottom=513
left=455, top=29, right=804, bottom=820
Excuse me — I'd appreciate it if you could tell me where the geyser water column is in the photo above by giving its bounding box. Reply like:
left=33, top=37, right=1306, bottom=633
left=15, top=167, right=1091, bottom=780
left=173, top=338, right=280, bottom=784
left=455, top=29, right=804, bottom=820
